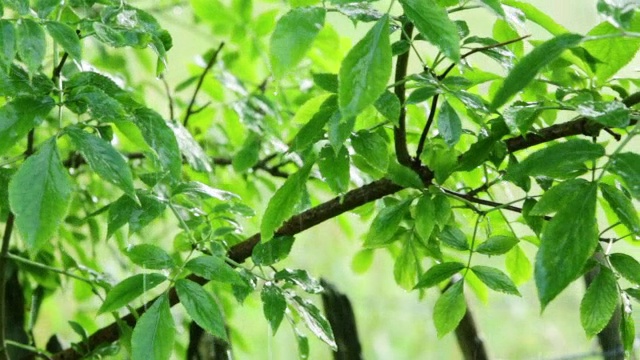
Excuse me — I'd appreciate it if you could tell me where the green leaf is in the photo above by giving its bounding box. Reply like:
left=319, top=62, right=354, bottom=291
left=252, top=235, right=295, bottom=266
left=232, top=133, right=260, bottom=172
left=438, top=225, right=469, bottom=251
left=261, top=162, right=313, bottom=242
left=269, top=7, right=325, bottom=77
left=167, top=121, right=212, bottom=173
left=475, top=235, right=519, bottom=255
left=185, top=255, right=245, bottom=286
left=45, top=21, right=81, bottom=61
left=374, top=90, right=401, bottom=125
left=414, top=262, right=465, bottom=289
left=501, top=0, right=569, bottom=35
left=351, top=130, right=388, bottom=172
left=364, top=198, right=413, bottom=248
left=351, top=249, right=374, bottom=274
left=131, top=295, right=175, bottom=360
left=505, top=245, right=533, bottom=285
left=600, top=183, right=640, bottom=233
left=0, top=96, right=55, bottom=155
left=582, top=17, right=640, bottom=83
left=610, top=253, right=640, bottom=285
left=107, top=193, right=166, bottom=238
left=290, top=295, right=337, bottom=349
left=394, top=237, right=419, bottom=290
left=176, top=279, right=227, bottom=340
left=98, top=273, right=167, bottom=314
left=9, top=138, right=72, bottom=252
left=124, top=244, right=174, bottom=270
left=503, top=102, right=543, bottom=134
left=66, top=126, right=136, bottom=201
left=172, top=181, right=238, bottom=201
left=291, top=95, right=337, bottom=151
left=608, top=153, right=640, bottom=199
left=338, top=15, right=392, bottom=119
left=596, top=0, right=635, bottom=29
left=0, top=20, right=16, bottom=68
left=318, top=145, right=350, bottom=194
left=406, top=86, right=438, bottom=105
left=530, top=179, right=591, bottom=216
left=580, top=267, right=618, bottom=337
left=399, top=0, right=460, bottom=61
left=275, top=269, right=323, bottom=294
left=16, top=19, right=46, bottom=75
left=535, top=181, right=598, bottom=308
left=312, top=73, right=338, bottom=93
left=261, top=284, right=287, bottom=333
left=415, top=195, right=436, bottom=242
left=478, top=0, right=505, bottom=17
left=621, top=311, right=636, bottom=352
left=575, top=100, right=629, bottom=128
left=437, top=101, right=462, bottom=147
left=471, top=266, right=521, bottom=296
left=132, top=108, right=182, bottom=180
left=433, top=281, right=466, bottom=337
left=491, top=33, right=583, bottom=110
left=506, top=139, right=604, bottom=180
left=66, top=86, right=130, bottom=123
left=387, top=160, right=423, bottom=188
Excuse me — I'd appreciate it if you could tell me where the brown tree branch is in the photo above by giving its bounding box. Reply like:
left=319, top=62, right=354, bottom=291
left=393, top=19, right=413, bottom=167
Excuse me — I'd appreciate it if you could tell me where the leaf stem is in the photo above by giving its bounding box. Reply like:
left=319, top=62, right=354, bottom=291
left=5, top=253, right=93, bottom=284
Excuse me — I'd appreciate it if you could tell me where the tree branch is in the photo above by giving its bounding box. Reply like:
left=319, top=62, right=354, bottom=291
left=393, top=19, right=413, bottom=167
left=0, top=214, right=15, bottom=360
left=183, top=42, right=225, bottom=127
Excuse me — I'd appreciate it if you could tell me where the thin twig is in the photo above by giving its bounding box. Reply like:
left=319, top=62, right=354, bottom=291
left=183, top=42, right=225, bottom=127
left=160, top=75, right=175, bottom=120
left=415, top=93, right=440, bottom=159
left=0, top=213, right=14, bottom=360
left=51, top=52, right=69, bottom=83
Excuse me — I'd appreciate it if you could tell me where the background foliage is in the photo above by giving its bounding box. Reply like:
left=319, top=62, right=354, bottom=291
left=0, top=0, right=639, bottom=358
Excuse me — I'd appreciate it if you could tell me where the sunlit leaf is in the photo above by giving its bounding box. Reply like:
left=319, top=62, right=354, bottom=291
left=261, top=284, right=287, bottom=333
left=433, top=281, right=466, bottom=337
left=45, top=21, right=81, bottom=61
left=176, top=279, right=227, bottom=340
left=437, top=101, right=462, bottom=147
left=364, top=198, right=413, bottom=248
left=600, top=183, right=640, bottom=233
left=608, top=153, right=640, bottom=199
left=16, top=19, right=46, bottom=74
left=98, top=273, right=167, bottom=314
left=124, top=244, right=174, bottom=270
left=414, top=262, right=465, bottom=289
left=339, top=15, right=391, bottom=119
left=471, top=266, right=521, bottom=296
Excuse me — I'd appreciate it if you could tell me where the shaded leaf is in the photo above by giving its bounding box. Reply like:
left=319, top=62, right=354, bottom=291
left=98, top=273, right=167, bottom=314
left=535, top=181, right=598, bottom=308
left=261, top=162, right=313, bottom=242
left=475, top=235, right=519, bottom=255
left=124, top=244, right=174, bottom=270
left=270, top=7, right=326, bottom=77
left=66, top=126, right=136, bottom=201
left=185, top=255, right=245, bottom=286
left=610, top=253, right=640, bottom=285
left=351, top=130, right=388, bottom=172
left=9, top=138, right=72, bottom=252
left=399, top=0, right=460, bottom=61
left=433, top=281, right=466, bottom=337
left=414, top=262, right=465, bottom=289
left=318, top=145, right=350, bottom=194
left=290, top=295, right=337, bottom=349
left=275, top=269, right=323, bottom=294
left=364, top=198, right=413, bottom=247
left=576, top=100, right=629, bottom=127
left=438, top=225, right=469, bottom=251
left=261, top=284, right=287, bottom=333
left=45, top=21, right=81, bottom=61
left=580, top=267, right=618, bottom=337
left=491, top=33, right=583, bottom=110
left=107, top=193, right=166, bottom=238
left=176, top=279, right=227, bottom=340
left=471, top=265, right=521, bottom=296
left=16, top=19, right=46, bottom=74
left=167, top=121, right=212, bottom=172
left=437, top=101, right=462, bottom=147
left=415, top=195, right=436, bottom=241
left=600, top=183, right=640, bottom=233
left=608, top=152, right=640, bottom=199
left=131, top=295, right=174, bottom=360
left=252, top=235, right=295, bottom=266
left=132, top=108, right=182, bottom=180
left=0, top=96, right=55, bottom=155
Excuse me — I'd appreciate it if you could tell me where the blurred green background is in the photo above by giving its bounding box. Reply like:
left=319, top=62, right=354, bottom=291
left=36, top=0, right=640, bottom=359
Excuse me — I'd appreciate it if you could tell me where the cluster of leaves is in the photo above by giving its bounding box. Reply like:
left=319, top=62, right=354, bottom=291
left=0, top=0, right=640, bottom=358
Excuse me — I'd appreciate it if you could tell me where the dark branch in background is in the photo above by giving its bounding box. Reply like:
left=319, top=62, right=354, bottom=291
left=416, top=35, right=530, bottom=160
left=0, top=214, right=15, bottom=360
left=444, top=277, right=489, bottom=360
left=320, top=279, right=363, bottom=360
left=393, top=19, right=413, bottom=167
left=183, top=42, right=225, bottom=127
